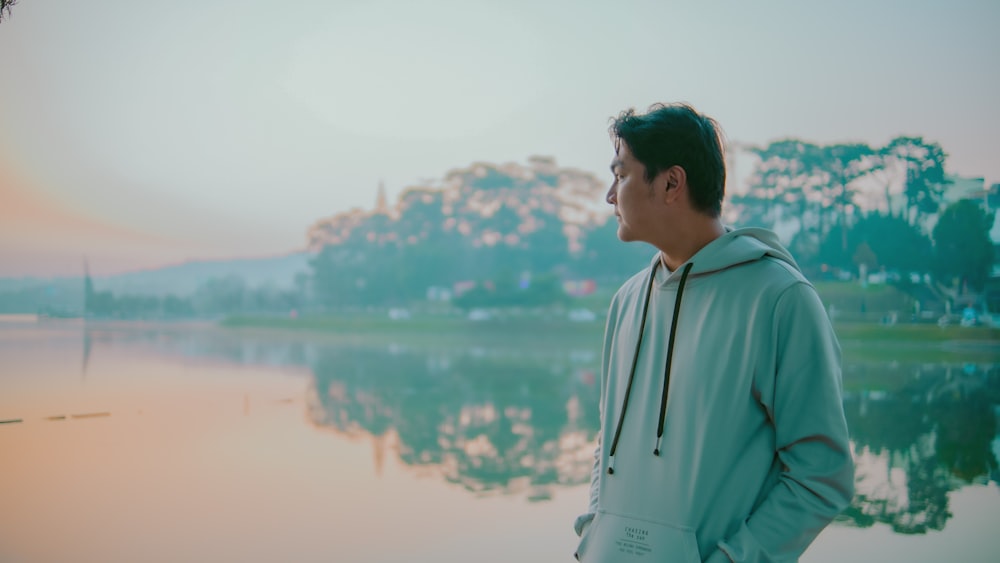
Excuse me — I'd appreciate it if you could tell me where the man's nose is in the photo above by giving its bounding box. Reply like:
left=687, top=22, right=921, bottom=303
left=606, top=185, right=616, bottom=205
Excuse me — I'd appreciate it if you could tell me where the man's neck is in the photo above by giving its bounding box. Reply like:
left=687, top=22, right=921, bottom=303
left=658, top=218, right=726, bottom=271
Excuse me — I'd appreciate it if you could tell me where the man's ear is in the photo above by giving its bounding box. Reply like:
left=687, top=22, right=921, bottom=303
left=660, top=166, right=687, bottom=204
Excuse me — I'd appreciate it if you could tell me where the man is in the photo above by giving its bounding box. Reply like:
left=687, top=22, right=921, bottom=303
left=573, top=103, right=854, bottom=562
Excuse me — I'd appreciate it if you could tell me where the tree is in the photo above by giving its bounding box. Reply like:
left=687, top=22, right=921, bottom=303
left=818, top=143, right=880, bottom=253
left=0, top=0, right=17, bottom=24
left=879, top=137, right=950, bottom=227
left=521, top=210, right=571, bottom=274
left=931, top=200, right=995, bottom=291
left=573, top=216, right=652, bottom=281
left=726, top=191, right=774, bottom=230
left=745, top=139, right=826, bottom=231
left=818, top=213, right=933, bottom=275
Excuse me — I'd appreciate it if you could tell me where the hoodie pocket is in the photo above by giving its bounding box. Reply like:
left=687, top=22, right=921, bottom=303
left=575, top=510, right=701, bottom=563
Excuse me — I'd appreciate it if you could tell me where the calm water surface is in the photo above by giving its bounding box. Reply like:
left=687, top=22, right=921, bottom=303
left=0, top=319, right=998, bottom=562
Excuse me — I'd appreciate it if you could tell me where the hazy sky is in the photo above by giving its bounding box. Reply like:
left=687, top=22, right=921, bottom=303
left=1, top=0, right=997, bottom=276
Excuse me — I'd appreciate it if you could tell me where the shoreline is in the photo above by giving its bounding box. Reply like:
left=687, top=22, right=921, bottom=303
left=219, top=314, right=999, bottom=360
left=5, top=314, right=996, bottom=361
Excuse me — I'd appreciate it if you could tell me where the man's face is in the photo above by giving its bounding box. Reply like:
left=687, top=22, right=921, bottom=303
left=606, top=141, right=659, bottom=243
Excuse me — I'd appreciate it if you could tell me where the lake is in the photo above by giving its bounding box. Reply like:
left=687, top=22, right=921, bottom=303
left=1, top=318, right=998, bottom=562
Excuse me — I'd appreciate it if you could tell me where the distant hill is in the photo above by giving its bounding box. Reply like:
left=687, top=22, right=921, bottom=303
left=94, top=251, right=313, bottom=296
left=0, top=252, right=313, bottom=314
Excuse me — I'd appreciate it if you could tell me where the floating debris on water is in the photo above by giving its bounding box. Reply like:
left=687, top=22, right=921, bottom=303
left=70, top=412, right=111, bottom=419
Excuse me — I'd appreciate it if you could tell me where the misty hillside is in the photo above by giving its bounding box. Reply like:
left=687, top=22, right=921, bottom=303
left=96, top=252, right=312, bottom=296
left=0, top=252, right=313, bottom=314
left=0, top=252, right=312, bottom=296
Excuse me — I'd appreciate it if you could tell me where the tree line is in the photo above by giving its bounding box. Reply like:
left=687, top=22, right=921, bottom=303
left=59, top=145, right=998, bottom=319
left=731, top=136, right=995, bottom=293
left=81, top=273, right=308, bottom=319
left=308, top=150, right=996, bottom=312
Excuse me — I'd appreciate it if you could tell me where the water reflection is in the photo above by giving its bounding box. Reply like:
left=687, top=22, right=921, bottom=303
left=47, top=324, right=1000, bottom=533
left=842, top=362, right=1000, bottom=534
left=306, top=345, right=601, bottom=500
left=299, top=340, right=1000, bottom=531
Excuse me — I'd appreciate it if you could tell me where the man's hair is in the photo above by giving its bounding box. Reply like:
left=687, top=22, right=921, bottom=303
left=610, top=103, right=726, bottom=217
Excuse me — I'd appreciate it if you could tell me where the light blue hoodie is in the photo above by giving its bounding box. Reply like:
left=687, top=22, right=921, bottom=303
left=574, top=228, right=854, bottom=563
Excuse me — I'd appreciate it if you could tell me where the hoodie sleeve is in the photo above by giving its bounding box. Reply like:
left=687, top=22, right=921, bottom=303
left=715, top=281, right=855, bottom=562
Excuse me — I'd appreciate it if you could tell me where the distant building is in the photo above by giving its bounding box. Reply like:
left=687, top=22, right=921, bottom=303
left=375, top=180, right=389, bottom=215
left=987, top=183, right=1000, bottom=209
left=934, top=175, right=1000, bottom=245
left=987, top=183, right=1000, bottom=245
left=426, top=286, right=452, bottom=302
left=562, top=279, right=596, bottom=297
left=453, top=280, right=476, bottom=297
left=942, top=174, right=986, bottom=205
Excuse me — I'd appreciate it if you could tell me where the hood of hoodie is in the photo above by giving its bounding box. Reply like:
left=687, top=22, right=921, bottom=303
left=651, top=227, right=800, bottom=283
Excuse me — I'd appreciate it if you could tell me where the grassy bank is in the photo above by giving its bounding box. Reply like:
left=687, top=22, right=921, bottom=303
left=221, top=312, right=605, bottom=348
left=835, top=323, right=998, bottom=363
left=222, top=313, right=998, bottom=341
left=833, top=322, right=997, bottom=343
left=222, top=313, right=997, bottom=360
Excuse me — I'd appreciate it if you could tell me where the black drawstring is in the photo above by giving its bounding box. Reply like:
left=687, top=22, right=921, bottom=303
left=654, top=262, right=693, bottom=455
left=607, top=260, right=693, bottom=474
left=606, top=260, right=658, bottom=475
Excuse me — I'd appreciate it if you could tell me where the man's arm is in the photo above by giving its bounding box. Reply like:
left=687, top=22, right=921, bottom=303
left=710, top=282, right=855, bottom=562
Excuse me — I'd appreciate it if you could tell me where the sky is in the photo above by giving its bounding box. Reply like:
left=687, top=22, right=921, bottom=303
left=1, top=0, right=997, bottom=277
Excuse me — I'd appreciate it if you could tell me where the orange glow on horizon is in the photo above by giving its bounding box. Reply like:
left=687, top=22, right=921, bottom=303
left=0, top=161, right=168, bottom=242
left=0, top=160, right=210, bottom=276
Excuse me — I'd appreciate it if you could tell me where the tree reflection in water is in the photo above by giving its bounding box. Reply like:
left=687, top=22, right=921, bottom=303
left=306, top=344, right=602, bottom=500
left=842, top=362, right=999, bottom=534
left=304, top=342, right=998, bottom=533
left=89, top=325, right=997, bottom=535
